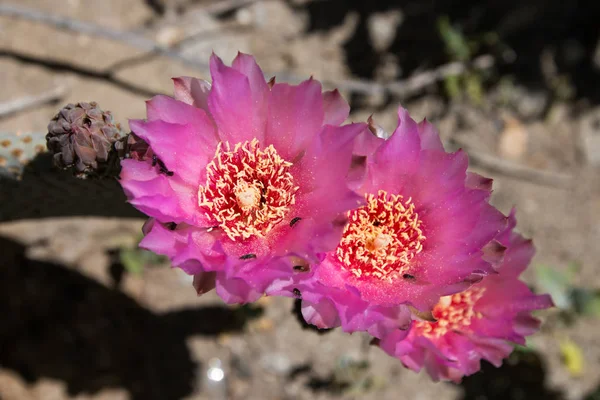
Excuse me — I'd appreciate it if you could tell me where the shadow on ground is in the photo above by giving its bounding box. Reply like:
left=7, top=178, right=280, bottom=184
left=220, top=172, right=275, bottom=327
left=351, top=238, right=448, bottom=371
left=0, top=153, right=143, bottom=222
left=0, top=235, right=260, bottom=400
left=456, top=349, right=564, bottom=400
left=291, top=0, right=600, bottom=104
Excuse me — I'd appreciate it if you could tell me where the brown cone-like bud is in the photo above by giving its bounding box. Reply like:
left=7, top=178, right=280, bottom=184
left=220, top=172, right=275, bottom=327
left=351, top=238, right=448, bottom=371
left=47, top=102, right=122, bottom=177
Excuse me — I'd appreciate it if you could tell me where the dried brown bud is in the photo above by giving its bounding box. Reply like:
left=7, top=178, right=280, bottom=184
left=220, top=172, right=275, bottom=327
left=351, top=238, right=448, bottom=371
left=46, top=102, right=123, bottom=177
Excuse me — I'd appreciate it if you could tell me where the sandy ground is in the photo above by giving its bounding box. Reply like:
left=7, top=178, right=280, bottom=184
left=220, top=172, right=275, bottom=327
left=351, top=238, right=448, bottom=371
left=1, top=1, right=600, bottom=399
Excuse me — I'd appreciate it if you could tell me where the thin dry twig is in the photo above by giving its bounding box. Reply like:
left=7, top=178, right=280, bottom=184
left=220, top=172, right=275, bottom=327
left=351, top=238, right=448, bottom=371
left=0, top=85, right=70, bottom=117
left=452, top=137, right=572, bottom=188
left=0, top=3, right=496, bottom=98
left=197, top=0, right=260, bottom=14
left=0, top=3, right=202, bottom=68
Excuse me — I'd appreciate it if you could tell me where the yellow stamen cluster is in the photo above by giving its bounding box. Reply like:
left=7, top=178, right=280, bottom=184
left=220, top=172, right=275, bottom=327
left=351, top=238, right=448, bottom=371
left=336, top=190, right=425, bottom=281
left=415, top=286, right=486, bottom=338
left=198, top=139, right=298, bottom=241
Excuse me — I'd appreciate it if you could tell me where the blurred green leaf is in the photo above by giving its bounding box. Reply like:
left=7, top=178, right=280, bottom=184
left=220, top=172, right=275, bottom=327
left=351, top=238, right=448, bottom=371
left=513, top=337, right=536, bottom=353
left=465, top=73, right=484, bottom=105
left=572, top=288, right=600, bottom=317
left=535, top=265, right=573, bottom=310
left=437, top=16, right=471, bottom=62
left=119, top=248, right=145, bottom=275
left=444, top=75, right=462, bottom=99
left=119, top=244, right=167, bottom=276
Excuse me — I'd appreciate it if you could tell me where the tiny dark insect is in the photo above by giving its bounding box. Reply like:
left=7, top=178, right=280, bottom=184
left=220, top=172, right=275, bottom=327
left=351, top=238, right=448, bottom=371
left=293, top=265, right=309, bottom=272
left=153, top=156, right=174, bottom=176
left=166, top=222, right=177, bottom=230
left=293, top=288, right=301, bottom=297
left=290, top=217, right=302, bottom=227
left=403, top=273, right=415, bottom=280
left=240, top=254, right=257, bottom=260
left=373, top=220, right=381, bottom=226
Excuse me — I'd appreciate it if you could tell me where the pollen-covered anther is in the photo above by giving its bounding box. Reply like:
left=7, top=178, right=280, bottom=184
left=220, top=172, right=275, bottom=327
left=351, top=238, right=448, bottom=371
left=198, top=138, right=299, bottom=241
left=336, top=190, right=426, bottom=281
left=234, top=181, right=262, bottom=211
left=415, top=287, right=486, bottom=338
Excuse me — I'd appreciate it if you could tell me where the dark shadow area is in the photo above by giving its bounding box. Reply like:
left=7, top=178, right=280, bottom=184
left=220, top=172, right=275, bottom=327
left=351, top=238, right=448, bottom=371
left=584, top=380, right=600, bottom=400
left=0, top=153, right=144, bottom=222
left=292, top=0, right=600, bottom=104
left=286, top=362, right=350, bottom=395
left=456, top=349, right=564, bottom=400
left=286, top=359, right=370, bottom=395
left=306, top=374, right=350, bottom=394
left=0, top=235, right=261, bottom=400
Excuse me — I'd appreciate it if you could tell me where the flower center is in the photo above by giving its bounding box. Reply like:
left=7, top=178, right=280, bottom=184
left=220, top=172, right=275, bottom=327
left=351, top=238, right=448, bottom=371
left=414, top=286, right=486, bottom=338
left=234, top=181, right=262, bottom=211
left=198, top=139, right=299, bottom=241
left=336, top=190, right=426, bottom=281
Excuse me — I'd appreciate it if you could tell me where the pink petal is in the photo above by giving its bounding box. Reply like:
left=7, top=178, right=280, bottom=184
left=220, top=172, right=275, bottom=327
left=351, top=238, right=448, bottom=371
left=172, top=76, right=211, bottom=111
left=265, top=79, right=325, bottom=160
left=294, top=123, right=366, bottom=222
left=129, top=118, right=213, bottom=186
left=231, top=52, right=269, bottom=106
left=353, top=121, right=384, bottom=157
left=301, top=298, right=341, bottom=329
left=215, top=275, right=262, bottom=304
left=372, top=107, right=421, bottom=179
left=208, top=53, right=267, bottom=144
left=322, top=89, right=350, bottom=125
left=466, top=172, right=494, bottom=191
left=120, top=159, right=203, bottom=225
left=417, top=119, right=445, bottom=151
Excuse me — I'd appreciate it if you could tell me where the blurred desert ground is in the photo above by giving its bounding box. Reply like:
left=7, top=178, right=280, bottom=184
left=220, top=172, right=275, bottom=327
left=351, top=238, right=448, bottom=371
left=0, top=0, right=600, bottom=399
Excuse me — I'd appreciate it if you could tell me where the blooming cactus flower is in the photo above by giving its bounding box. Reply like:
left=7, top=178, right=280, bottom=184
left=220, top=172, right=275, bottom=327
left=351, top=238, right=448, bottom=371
left=119, top=52, right=366, bottom=303
left=377, top=211, right=553, bottom=382
left=286, top=108, right=509, bottom=337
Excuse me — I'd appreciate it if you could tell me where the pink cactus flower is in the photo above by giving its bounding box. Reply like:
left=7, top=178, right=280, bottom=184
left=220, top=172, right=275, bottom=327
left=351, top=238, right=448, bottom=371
left=285, top=108, right=509, bottom=336
left=119, top=52, right=365, bottom=303
left=377, top=211, right=553, bottom=382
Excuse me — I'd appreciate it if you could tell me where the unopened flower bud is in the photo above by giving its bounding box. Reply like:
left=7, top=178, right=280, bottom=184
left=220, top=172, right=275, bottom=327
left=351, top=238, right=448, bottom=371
left=47, top=102, right=122, bottom=177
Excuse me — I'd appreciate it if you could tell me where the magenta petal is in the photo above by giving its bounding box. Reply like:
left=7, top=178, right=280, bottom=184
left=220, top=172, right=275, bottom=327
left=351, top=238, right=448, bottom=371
left=129, top=118, right=211, bottom=186
left=145, top=95, right=216, bottom=139
left=301, top=298, right=341, bottom=329
left=231, top=52, right=269, bottom=105
left=466, top=172, right=494, bottom=191
left=208, top=53, right=266, bottom=144
left=417, top=119, right=445, bottom=151
left=373, top=107, right=421, bottom=177
left=353, top=126, right=384, bottom=157
left=295, top=123, right=366, bottom=221
left=482, top=240, right=507, bottom=267
left=120, top=159, right=202, bottom=225
left=215, top=275, right=262, bottom=304
left=139, top=220, right=186, bottom=259
left=172, top=76, right=211, bottom=111
left=322, top=89, right=350, bottom=125
left=265, top=79, right=325, bottom=160
left=377, top=233, right=552, bottom=381
left=498, top=236, right=535, bottom=277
